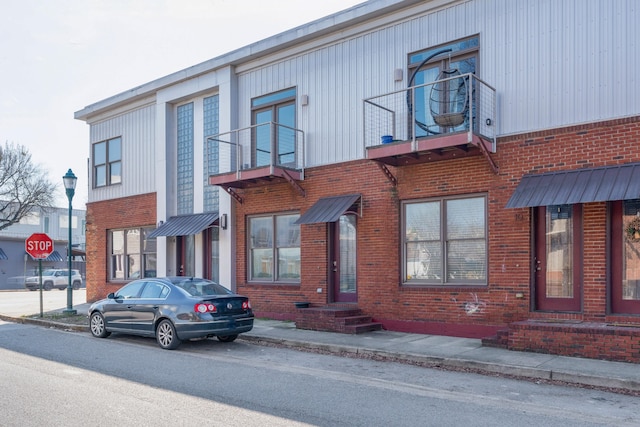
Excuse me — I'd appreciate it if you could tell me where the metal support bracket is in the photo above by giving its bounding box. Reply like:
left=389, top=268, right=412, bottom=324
left=474, top=136, right=499, bottom=175
left=281, top=169, right=306, bottom=197
left=376, top=161, right=398, bottom=186
left=223, top=186, right=243, bottom=204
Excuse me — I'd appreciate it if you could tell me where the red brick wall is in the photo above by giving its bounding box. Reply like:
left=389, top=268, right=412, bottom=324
left=85, top=193, right=156, bottom=302
left=236, top=116, right=640, bottom=334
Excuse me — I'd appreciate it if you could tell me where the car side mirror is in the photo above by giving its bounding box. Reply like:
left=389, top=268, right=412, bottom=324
left=107, top=292, right=116, bottom=299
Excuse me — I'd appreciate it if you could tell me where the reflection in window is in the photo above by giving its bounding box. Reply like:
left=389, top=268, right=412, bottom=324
left=93, top=137, right=121, bottom=187
left=404, top=196, right=486, bottom=284
left=251, top=88, right=296, bottom=168
left=409, top=36, right=478, bottom=137
left=623, top=200, right=640, bottom=300
left=249, top=213, right=300, bottom=282
left=109, top=227, right=156, bottom=280
left=545, top=205, right=573, bottom=298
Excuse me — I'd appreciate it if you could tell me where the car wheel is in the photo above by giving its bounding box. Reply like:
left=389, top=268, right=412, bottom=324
left=72, top=281, right=81, bottom=290
left=156, top=319, right=181, bottom=350
left=90, top=312, right=111, bottom=338
left=217, top=334, right=238, bottom=343
left=43, top=282, right=53, bottom=291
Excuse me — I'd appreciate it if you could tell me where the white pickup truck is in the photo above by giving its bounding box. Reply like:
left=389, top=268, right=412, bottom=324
left=25, top=269, right=83, bottom=291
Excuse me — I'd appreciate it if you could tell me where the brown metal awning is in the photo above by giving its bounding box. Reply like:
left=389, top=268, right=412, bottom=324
left=295, top=194, right=361, bottom=224
left=506, top=163, right=640, bottom=208
left=148, top=213, right=219, bottom=238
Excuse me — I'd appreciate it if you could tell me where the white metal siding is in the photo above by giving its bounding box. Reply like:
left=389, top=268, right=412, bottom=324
left=88, top=103, right=156, bottom=203
left=236, top=0, right=639, bottom=168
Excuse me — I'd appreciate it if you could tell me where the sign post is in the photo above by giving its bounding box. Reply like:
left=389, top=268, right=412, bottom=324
left=25, top=233, right=54, bottom=317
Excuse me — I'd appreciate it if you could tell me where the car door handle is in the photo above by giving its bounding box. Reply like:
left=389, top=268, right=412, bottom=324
left=127, top=305, right=134, bottom=309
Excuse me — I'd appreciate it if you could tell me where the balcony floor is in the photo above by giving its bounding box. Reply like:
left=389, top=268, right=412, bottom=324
left=366, top=131, right=492, bottom=167
left=209, top=165, right=302, bottom=189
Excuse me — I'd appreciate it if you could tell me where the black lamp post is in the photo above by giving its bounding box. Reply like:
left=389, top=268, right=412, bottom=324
left=63, top=169, right=77, bottom=315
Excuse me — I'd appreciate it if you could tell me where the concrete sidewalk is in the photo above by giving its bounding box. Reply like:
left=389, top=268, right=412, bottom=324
left=1, top=290, right=639, bottom=394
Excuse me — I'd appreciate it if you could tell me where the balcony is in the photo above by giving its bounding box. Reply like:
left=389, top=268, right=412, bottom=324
left=364, top=74, right=497, bottom=171
left=207, top=122, right=306, bottom=201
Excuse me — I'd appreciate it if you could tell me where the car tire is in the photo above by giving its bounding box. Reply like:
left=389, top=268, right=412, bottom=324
left=90, top=312, right=111, bottom=338
left=217, top=334, right=238, bottom=343
left=72, top=281, right=81, bottom=290
left=156, top=319, right=181, bottom=350
left=43, top=282, right=53, bottom=291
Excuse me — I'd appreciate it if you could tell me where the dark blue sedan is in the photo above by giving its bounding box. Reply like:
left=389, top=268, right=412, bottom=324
left=88, top=277, right=254, bottom=349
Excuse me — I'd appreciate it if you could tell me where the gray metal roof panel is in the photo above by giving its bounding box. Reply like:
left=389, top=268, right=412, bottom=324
left=148, top=213, right=219, bottom=238
left=295, top=194, right=361, bottom=224
left=506, top=163, right=640, bottom=208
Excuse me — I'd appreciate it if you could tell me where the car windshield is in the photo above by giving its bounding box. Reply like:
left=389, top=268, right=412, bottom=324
left=41, top=270, right=56, bottom=276
left=169, top=277, right=233, bottom=296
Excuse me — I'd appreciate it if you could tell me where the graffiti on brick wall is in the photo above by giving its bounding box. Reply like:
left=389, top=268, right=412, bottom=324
left=464, top=293, right=486, bottom=315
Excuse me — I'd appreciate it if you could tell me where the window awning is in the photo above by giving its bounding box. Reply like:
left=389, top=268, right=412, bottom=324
left=45, top=251, right=64, bottom=262
left=295, top=194, right=361, bottom=224
left=506, top=163, right=640, bottom=208
left=0, top=248, right=7, bottom=260
left=148, top=213, right=219, bottom=238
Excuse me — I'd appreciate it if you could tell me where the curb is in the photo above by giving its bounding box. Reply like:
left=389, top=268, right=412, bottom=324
left=237, top=335, right=640, bottom=393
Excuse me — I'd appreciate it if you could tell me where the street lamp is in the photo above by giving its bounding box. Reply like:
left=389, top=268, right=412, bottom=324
left=63, top=169, right=77, bottom=315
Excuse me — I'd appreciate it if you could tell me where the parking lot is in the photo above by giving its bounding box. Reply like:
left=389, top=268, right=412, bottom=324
left=0, top=289, right=86, bottom=316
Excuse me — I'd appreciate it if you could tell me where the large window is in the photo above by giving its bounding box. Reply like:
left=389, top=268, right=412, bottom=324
left=177, top=102, right=194, bottom=215
left=203, top=95, right=219, bottom=213
left=251, top=88, right=296, bottom=168
left=404, top=195, right=487, bottom=285
left=109, top=227, right=157, bottom=280
left=93, top=137, right=121, bottom=187
left=248, top=213, right=300, bottom=282
left=409, top=36, right=479, bottom=138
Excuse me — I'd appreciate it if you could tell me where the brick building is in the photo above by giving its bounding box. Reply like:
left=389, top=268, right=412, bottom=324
left=75, top=0, right=640, bottom=362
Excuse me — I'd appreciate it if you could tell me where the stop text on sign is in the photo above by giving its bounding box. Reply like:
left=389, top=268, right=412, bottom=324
left=26, top=240, right=52, bottom=252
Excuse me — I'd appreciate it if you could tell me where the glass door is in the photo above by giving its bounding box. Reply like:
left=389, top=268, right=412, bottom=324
left=534, top=205, right=582, bottom=311
left=331, top=215, right=357, bottom=303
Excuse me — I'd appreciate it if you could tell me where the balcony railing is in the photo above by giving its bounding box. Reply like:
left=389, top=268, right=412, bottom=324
left=206, top=122, right=305, bottom=187
left=364, top=73, right=496, bottom=157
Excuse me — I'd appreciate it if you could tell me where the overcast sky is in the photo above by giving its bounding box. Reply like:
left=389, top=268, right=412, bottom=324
left=0, top=0, right=364, bottom=208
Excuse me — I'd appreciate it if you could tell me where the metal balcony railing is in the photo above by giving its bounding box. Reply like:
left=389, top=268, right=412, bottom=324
left=364, top=73, right=496, bottom=153
left=206, top=122, right=305, bottom=178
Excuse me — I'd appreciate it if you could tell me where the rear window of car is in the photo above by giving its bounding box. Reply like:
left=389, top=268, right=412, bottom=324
left=170, top=278, right=233, bottom=296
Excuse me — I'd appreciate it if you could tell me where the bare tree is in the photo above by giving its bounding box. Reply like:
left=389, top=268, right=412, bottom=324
left=0, top=142, right=57, bottom=231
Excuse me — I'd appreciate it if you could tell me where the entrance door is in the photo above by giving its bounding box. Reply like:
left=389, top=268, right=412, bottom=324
left=330, top=215, right=357, bottom=302
left=534, top=205, right=582, bottom=311
left=176, top=235, right=195, bottom=277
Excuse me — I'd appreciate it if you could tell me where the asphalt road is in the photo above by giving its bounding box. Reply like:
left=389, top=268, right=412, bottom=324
left=1, top=319, right=639, bottom=426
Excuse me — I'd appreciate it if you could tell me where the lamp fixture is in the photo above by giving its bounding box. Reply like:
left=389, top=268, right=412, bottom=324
left=220, top=213, right=228, bottom=230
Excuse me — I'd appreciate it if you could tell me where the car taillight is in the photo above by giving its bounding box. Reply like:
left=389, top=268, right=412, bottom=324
left=194, top=303, right=216, bottom=313
left=242, top=300, right=251, bottom=310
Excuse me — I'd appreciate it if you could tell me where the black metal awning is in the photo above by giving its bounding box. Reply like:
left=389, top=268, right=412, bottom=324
left=295, top=194, right=361, bottom=224
left=506, top=163, right=640, bottom=208
left=148, top=213, right=219, bottom=238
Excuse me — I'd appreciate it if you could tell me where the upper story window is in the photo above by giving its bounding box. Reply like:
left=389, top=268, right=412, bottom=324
left=409, top=36, right=479, bottom=138
left=93, top=137, right=121, bottom=187
left=203, top=95, right=219, bottom=213
left=403, top=195, right=487, bottom=285
left=251, top=88, right=296, bottom=168
left=177, top=103, right=194, bottom=215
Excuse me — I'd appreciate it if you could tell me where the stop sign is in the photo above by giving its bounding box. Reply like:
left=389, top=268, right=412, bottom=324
left=25, top=233, right=54, bottom=259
